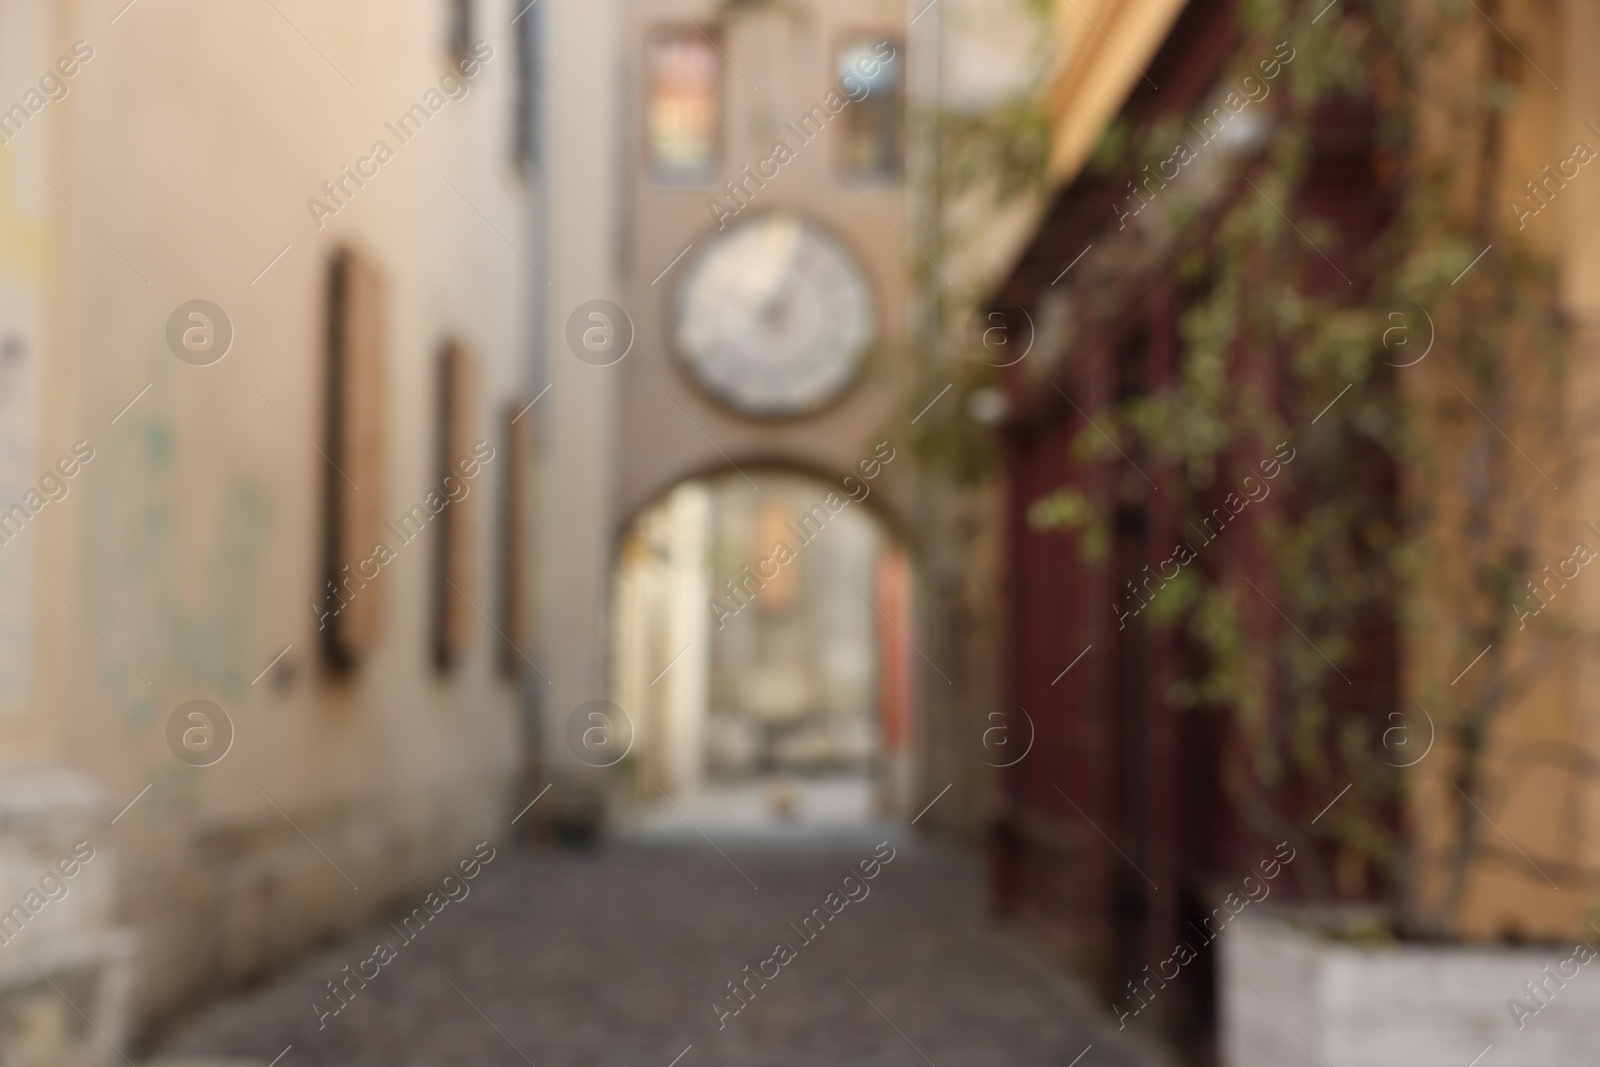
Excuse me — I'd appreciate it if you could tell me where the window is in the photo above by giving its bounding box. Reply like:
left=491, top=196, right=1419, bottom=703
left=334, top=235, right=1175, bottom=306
left=433, top=342, right=480, bottom=671
left=837, top=36, right=903, bottom=179
left=449, top=0, right=475, bottom=62
left=319, top=249, right=389, bottom=670
left=646, top=26, right=720, bottom=184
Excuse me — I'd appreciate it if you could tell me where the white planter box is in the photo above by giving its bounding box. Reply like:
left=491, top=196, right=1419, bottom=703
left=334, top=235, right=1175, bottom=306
left=1222, top=911, right=1600, bottom=1067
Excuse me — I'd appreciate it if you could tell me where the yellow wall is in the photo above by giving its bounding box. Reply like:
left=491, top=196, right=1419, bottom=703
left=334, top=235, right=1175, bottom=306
left=1411, top=0, right=1600, bottom=939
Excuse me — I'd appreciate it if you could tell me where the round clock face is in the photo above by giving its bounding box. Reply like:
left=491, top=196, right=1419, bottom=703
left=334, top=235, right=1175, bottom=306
left=672, top=214, right=876, bottom=417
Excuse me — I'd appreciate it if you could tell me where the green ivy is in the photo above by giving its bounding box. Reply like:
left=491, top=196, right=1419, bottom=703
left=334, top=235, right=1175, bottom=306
left=917, top=0, right=1574, bottom=932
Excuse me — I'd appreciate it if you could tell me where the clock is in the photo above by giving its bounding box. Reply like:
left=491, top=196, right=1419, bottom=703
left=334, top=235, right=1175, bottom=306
left=672, top=213, right=875, bottom=417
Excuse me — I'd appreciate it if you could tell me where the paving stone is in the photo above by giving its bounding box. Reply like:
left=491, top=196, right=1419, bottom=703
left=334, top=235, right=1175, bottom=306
left=153, top=836, right=1160, bottom=1067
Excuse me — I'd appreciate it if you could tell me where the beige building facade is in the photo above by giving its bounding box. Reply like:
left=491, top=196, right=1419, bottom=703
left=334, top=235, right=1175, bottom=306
left=590, top=0, right=927, bottom=815
left=0, top=0, right=562, bottom=1045
left=589, top=0, right=1047, bottom=827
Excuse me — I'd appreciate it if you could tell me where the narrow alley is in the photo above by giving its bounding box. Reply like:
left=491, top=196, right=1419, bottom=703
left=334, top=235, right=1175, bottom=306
left=6, top=2, right=1599, bottom=1066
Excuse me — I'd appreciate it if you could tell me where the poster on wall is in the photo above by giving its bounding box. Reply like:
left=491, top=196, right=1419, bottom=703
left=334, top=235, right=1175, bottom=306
left=0, top=285, right=41, bottom=722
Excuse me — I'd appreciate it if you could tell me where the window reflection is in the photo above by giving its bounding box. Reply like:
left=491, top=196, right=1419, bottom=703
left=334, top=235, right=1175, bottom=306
left=648, top=27, right=721, bottom=184
left=837, top=36, right=903, bottom=179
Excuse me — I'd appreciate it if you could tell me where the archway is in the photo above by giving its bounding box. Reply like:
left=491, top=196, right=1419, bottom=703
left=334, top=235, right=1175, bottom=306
left=609, top=466, right=915, bottom=833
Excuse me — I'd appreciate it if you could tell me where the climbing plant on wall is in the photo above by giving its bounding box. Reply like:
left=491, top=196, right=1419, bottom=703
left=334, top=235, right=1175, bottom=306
left=926, top=0, right=1586, bottom=935
left=1095, top=0, right=1574, bottom=934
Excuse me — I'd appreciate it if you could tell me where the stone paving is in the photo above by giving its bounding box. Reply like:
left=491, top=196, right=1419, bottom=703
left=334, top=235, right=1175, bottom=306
left=151, top=830, right=1161, bottom=1067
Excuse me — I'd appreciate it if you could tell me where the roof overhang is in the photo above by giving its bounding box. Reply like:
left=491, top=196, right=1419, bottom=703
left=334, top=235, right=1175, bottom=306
left=1042, top=0, right=1191, bottom=185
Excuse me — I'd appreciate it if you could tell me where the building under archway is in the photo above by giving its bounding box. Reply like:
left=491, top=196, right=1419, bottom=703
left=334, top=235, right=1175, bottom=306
left=610, top=467, right=915, bottom=829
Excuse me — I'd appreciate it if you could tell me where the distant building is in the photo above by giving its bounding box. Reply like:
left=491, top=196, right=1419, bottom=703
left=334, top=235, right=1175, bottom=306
left=596, top=0, right=927, bottom=815
left=591, top=0, right=1043, bottom=831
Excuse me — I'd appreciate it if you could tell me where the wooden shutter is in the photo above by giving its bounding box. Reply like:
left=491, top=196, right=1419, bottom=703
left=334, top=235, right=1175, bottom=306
left=498, top=398, right=534, bottom=676
left=433, top=342, right=480, bottom=670
left=321, top=248, right=388, bottom=670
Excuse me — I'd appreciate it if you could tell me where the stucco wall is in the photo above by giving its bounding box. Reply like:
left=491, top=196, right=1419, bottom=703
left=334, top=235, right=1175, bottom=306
left=0, top=0, right=534, bottom=1032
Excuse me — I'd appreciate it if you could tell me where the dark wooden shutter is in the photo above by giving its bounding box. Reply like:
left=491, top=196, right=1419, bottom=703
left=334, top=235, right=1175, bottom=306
left=498, top=399, right=534, bottom=676
left=433, top=342, right=480, bottom=670
left=321, top=248, right=388, bottom=670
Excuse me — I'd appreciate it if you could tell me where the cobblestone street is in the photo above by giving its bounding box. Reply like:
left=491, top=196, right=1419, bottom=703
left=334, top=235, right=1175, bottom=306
left=152, top=830, right=1158, bottom=1067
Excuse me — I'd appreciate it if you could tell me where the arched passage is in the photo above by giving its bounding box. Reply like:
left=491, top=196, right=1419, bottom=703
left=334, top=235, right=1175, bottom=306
left=609, top=465, right=917, bottom=831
